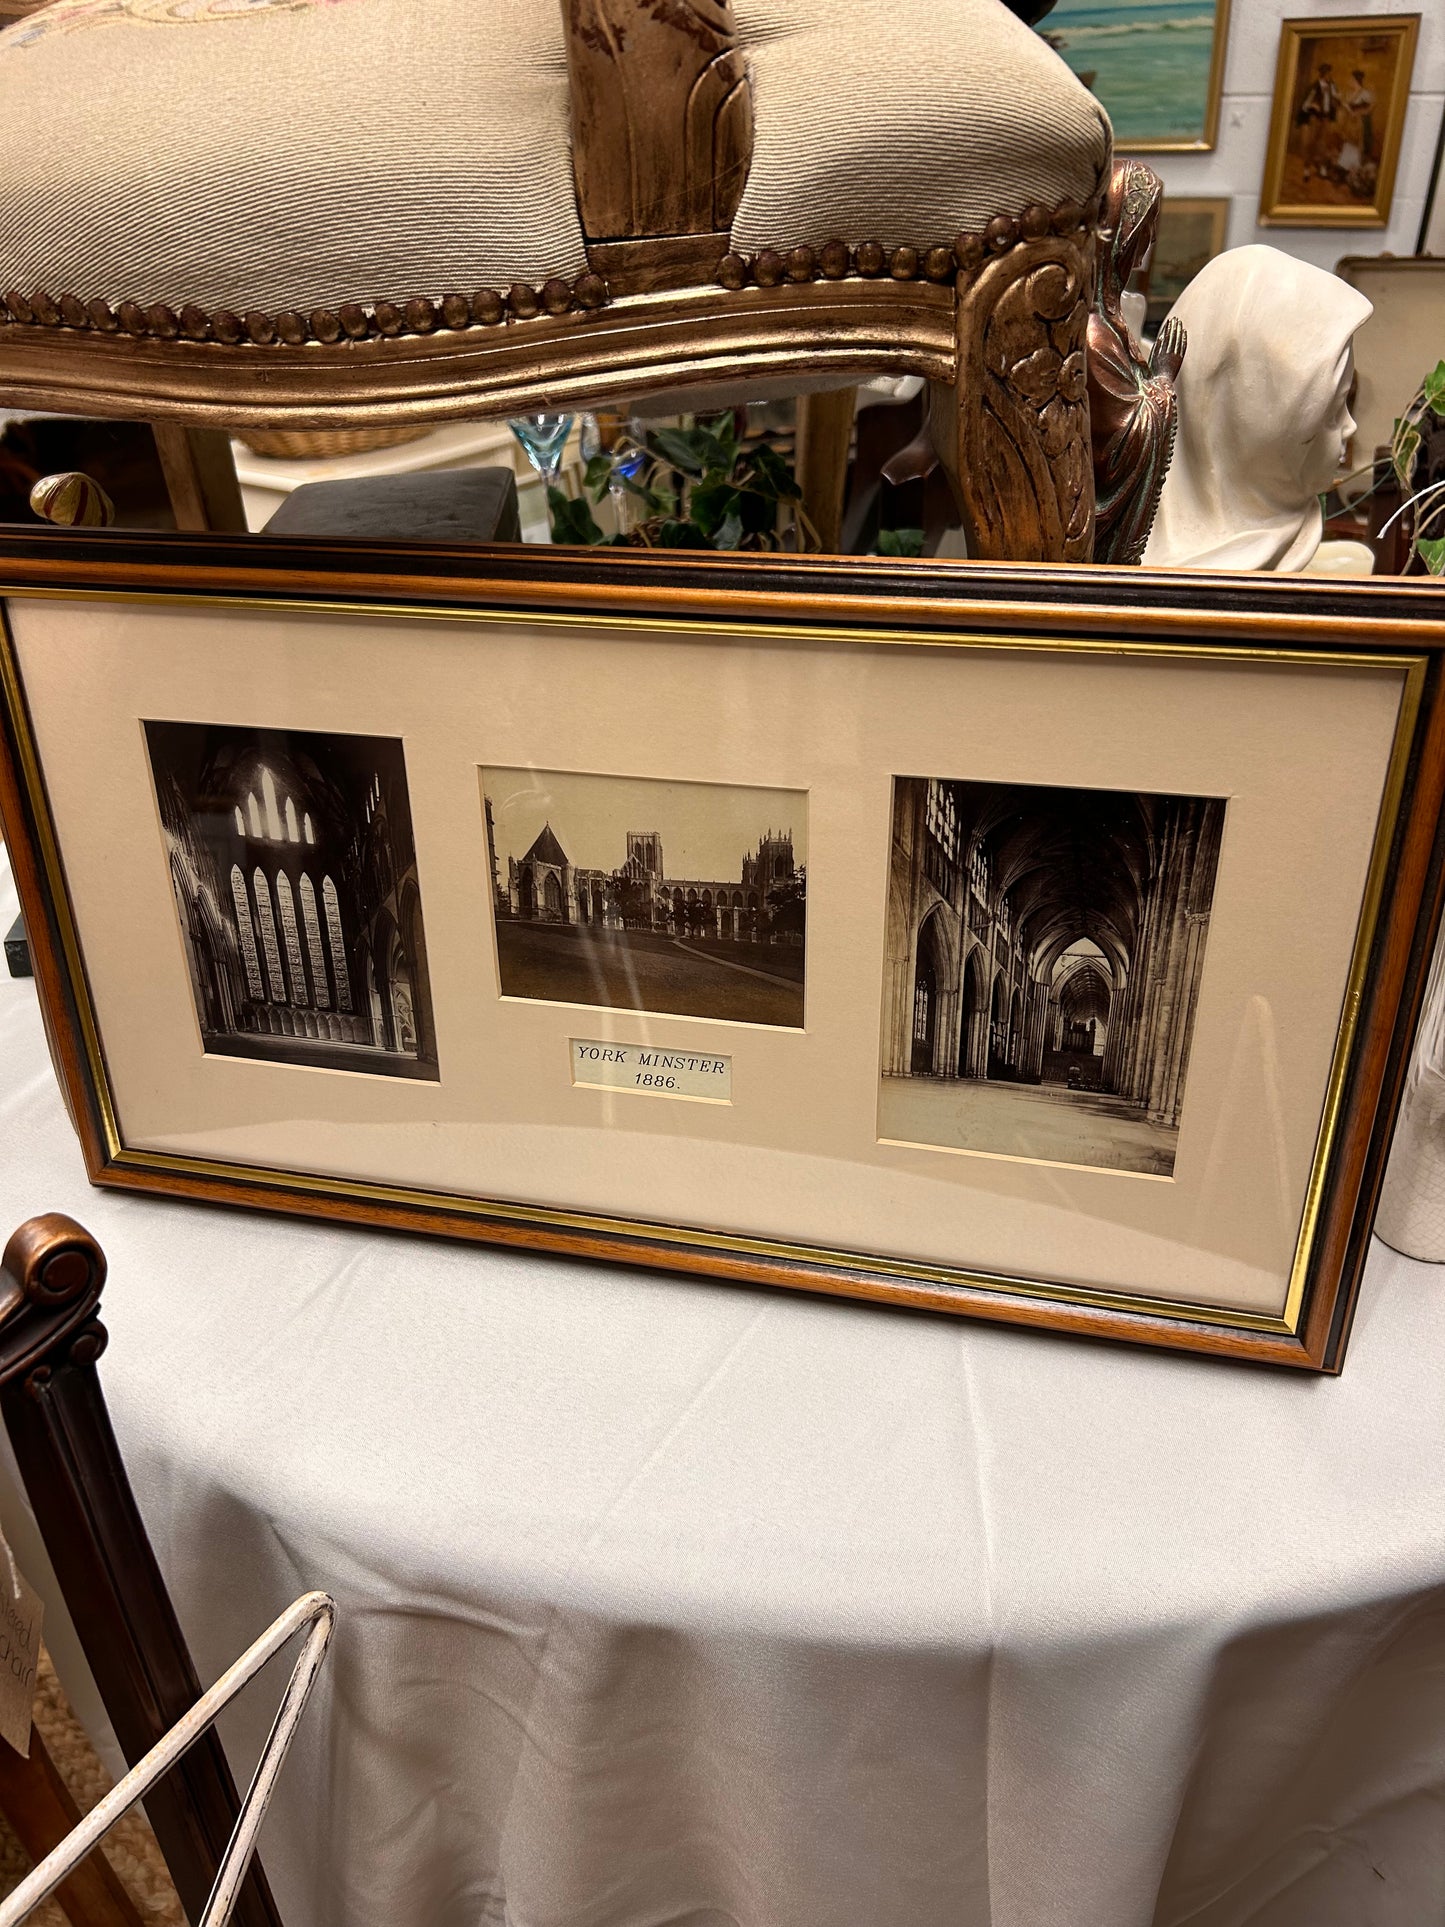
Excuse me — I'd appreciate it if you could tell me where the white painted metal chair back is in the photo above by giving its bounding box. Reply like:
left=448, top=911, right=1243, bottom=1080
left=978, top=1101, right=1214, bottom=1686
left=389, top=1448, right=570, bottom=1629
left=0, top=1591, right=334, bottom=1927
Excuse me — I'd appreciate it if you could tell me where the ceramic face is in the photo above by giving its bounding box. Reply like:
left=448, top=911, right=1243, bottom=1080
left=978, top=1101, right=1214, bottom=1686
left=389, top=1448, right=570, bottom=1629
left=1302, top=346, right=1359, bottom=496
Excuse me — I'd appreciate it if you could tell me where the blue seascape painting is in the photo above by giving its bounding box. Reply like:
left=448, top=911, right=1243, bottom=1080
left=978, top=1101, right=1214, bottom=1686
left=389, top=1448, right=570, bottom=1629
left=1041, top=0, right=1224, bottom=147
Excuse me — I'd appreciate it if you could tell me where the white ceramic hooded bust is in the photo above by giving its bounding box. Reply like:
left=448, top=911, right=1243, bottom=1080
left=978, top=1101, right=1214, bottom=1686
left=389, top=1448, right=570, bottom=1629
left=1143, top=244, right=1374, bottom=573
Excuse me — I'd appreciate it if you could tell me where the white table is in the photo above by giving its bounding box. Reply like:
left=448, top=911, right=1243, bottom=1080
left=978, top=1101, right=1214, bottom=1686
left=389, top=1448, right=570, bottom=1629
left=3, top=846, right=1444, bottom=1927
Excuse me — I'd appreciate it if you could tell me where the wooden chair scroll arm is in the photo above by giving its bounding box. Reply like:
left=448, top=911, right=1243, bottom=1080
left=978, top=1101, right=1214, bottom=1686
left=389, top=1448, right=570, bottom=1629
left=0, top=1216, right=285, bottom=1927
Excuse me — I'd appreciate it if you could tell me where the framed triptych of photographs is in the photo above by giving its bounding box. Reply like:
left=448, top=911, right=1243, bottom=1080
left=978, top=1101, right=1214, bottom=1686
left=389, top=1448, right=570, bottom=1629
left=2, top=535, right=1443, bottom=1372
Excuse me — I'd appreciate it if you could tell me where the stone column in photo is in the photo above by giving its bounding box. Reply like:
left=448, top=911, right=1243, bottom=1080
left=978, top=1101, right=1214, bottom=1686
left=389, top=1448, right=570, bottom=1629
left=1020, top=977, right=1050, bottom=1083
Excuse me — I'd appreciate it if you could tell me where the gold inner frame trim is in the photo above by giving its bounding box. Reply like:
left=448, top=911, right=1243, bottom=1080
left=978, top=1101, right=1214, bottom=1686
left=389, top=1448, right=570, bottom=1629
left=0, top=586, right=1427, bottom=1340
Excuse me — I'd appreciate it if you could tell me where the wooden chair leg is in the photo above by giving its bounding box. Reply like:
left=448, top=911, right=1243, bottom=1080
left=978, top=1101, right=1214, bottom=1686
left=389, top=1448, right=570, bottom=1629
left=151, top=426, right=248, bottom=533
left=794, top=387, right=856, bottom=554
left=0, top=1217, right=285, bottom=1927
left=928, top=226, right=1096, bottom=563
left=0, top=1724, right=144, bottom=1927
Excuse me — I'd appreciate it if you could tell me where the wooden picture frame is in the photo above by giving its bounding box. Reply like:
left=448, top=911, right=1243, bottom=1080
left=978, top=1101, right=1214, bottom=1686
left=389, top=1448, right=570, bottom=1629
left=1261, top=14, right=1420, bottom=229
left=1335, top=252, right=1445, bottom=470
left=1138, top=196, right=1231, bottom=333
left=2, top=533, right=1443, bottom=1373
left=1039, top=0, right=1233, bottom=153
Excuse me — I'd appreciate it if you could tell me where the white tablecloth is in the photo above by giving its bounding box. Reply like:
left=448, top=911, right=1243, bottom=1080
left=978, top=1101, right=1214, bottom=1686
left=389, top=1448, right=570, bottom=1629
left=3, top=846, right=1444, bottom=1927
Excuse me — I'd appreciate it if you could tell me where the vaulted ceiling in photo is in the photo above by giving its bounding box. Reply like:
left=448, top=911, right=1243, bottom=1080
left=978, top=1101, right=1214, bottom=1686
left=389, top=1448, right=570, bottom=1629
left=961, top=786, right=1158, bottom=976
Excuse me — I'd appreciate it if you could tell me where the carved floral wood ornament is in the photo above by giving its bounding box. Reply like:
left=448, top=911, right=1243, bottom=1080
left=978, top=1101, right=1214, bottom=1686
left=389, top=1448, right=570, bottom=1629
left=563, top=0, right=753, bottom=243
left=954, top=221, right=1094, bottom=562
left=0, top=0, right=1111, bottom=561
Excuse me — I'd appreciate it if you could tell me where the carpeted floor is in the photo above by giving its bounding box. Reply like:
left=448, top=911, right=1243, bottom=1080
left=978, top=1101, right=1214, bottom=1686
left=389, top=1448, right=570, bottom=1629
left=0, top=1648, right=184, bottom=1927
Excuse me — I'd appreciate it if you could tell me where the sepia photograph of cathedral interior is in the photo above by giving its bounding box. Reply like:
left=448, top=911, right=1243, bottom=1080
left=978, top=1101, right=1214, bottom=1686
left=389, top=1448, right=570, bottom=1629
left=482, top=768, right=806, bottom=1027
left=880, top=778, right=1226, bottom=1177
left=146, top=722, right=438, bottom=1079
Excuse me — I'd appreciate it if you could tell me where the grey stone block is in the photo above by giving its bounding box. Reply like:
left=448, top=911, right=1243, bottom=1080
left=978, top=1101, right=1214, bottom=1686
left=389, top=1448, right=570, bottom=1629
left=263, top=467, right=522, bottom=544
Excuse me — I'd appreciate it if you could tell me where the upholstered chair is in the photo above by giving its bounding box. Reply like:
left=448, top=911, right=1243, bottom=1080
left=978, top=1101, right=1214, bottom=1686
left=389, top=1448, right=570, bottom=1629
left=0, top=0, right=1110, bottom=559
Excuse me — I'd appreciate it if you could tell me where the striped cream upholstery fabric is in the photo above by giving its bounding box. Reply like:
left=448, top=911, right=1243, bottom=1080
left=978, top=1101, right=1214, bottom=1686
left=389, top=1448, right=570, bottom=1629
left=0, top=0, right=590, bottom=311
left=731, top=0, right=1110, bottom=250
left=0, top=0, right=1109, bottom=315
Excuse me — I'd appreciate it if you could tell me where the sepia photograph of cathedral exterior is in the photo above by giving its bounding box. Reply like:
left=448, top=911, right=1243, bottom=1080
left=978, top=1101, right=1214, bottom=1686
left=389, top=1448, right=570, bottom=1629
left=146, top=722, right=438, bottom=1078
left=482, top=768, right=806, bottom=1028
left=880, top=778, right=1225, bottom=1177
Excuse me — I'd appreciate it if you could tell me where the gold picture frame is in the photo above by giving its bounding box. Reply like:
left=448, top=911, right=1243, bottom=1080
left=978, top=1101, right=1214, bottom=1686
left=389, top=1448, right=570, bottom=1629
left=2, top=536, right=1443, bottom=1373
left=1260, top=14, right=1421, bottom=228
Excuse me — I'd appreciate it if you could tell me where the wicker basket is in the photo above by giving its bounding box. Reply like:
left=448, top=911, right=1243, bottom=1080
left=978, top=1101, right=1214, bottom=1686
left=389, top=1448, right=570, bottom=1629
left=236, top=426, right=432, bottom=462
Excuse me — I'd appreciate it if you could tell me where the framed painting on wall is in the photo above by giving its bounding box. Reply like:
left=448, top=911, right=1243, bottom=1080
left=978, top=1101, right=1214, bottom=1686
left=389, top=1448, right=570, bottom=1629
left=1037, top=0, right=1232, bottom=152
left=1261, top=14, right=1421, bottom=228
left=1334, top=253, right=1445, bottom=468
left=1138, top=196, right=1231, bottom=333
left=2, top=533, right=1443, bottom=1373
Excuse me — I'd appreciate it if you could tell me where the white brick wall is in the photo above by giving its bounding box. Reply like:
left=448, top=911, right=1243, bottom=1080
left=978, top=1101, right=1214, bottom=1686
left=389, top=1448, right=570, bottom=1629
left=1147, top=0, right=1445, bottom=270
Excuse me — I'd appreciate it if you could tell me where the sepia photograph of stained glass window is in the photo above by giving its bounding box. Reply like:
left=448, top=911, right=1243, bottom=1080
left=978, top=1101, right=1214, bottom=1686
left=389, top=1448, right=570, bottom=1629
left=145, top=721, right=437, bottom=1079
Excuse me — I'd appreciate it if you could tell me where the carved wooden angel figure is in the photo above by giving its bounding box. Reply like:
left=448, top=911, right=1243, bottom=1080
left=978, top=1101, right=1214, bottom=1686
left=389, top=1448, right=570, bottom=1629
left=1087, top=160, right=1186, bottom=566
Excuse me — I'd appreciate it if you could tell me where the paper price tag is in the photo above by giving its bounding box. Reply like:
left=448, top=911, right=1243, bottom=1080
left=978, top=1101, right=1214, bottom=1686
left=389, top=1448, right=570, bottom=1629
left=0, top=1536, right=43, bottom=1758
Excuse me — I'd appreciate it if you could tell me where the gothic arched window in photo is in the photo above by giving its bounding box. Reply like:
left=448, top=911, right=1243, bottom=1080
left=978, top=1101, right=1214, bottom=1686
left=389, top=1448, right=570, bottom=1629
left=880, top=778, right=1225, bottom=1177
left=228, top=864, right=264, bottom=1002
left=145, top=722, right=438, bottom=1080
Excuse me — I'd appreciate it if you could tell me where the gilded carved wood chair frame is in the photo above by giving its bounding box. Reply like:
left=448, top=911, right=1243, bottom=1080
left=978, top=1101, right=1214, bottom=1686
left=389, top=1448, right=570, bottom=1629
left=0, top=0, right=1102, bottom=561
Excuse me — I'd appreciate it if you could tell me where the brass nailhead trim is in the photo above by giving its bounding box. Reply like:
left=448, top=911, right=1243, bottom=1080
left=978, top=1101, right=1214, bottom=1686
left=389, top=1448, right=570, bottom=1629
left=0, top=201, right=1096, bottom=341
left=715, top=195, right=1099, bottom=293
left=0, top=272, right=611, bottom=342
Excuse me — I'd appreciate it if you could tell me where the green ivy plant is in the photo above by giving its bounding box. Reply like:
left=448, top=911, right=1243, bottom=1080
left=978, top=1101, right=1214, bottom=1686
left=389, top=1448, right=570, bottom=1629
left=1389, top=360, right=1445, bottom=576
left=875, top=527, right=925, bottom=557
left=547, top=412, right=820, bottom=552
